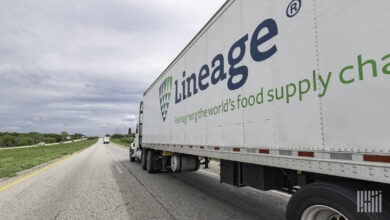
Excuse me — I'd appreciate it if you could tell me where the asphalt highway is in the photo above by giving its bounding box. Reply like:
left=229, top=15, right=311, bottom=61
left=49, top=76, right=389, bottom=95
left=0, top=140, right=289, bottom=220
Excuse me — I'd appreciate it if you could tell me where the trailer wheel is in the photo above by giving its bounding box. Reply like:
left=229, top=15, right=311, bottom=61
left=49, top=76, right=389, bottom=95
left=286, top=181, right=390, bottom=220
left=146, top=150, right=154, bottom=173
left=141, top=149, right=147, bottom=170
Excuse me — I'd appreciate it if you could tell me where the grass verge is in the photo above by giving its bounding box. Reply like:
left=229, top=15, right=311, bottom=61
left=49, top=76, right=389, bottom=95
left=0, top=138, right=98, bottom=179
left=110, top=138, right=131, bottom=147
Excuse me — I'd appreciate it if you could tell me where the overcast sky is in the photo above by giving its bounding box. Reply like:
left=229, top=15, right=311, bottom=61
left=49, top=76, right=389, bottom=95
left=0, top=0, right=225, bottom=136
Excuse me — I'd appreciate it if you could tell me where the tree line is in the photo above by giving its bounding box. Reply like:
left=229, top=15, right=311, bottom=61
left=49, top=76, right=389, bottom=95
left=0, top=131, right=84, bottom=148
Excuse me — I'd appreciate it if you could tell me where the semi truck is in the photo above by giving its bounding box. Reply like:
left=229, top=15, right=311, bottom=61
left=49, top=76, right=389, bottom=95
left=103, top=137, right=110, bottom=144
left=130, top=0, right=390, bottom=219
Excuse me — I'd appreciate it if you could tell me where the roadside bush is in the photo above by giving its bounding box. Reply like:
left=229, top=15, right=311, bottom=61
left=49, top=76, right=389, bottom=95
left=71, top=133, right=83, bottom=140
left=120, top=138, right=133, bottom=144
left=0, top=132, right=86, bottom=148
left=16, top=136, right=34, bottom=146
left=43, top=137, right=57, bottom=144
left=44, top=133, right=63, bottom=142
left=112, top=134, right=124, bottom=139
left=0, top=135, right=16, bottom=147
left=26, top=132, right=43, bottom=144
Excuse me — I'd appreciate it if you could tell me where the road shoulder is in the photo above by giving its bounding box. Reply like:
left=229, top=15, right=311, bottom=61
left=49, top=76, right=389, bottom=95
left=0, top=143, right=95, bottom=189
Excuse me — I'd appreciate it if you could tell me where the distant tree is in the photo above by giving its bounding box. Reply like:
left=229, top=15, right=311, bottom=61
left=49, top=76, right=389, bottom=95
left=27, top=132, right=40, bottom=137
left=120, top=137, right=133, bottom=144
left=16, top=135, right=34, bottom=146
left=44, top=133, right=62, bottom=142
left=26, top=132, right=43, bottom=144
left=71, top=133, right=83, bottom=140
left=9, top=132, right=19, bottom=137
left=43, top=137, right=56, bottom=143
left=0, top=135, right=16, bottom=147
left=105, top=134, right=111, bottom=137
left=0, top=131, right=74, bottom=147
left=111, top=134, right=124, bottom=139
left=60, top=131, right=69, bottom=140
left=61, top=131, right=68, bottom=136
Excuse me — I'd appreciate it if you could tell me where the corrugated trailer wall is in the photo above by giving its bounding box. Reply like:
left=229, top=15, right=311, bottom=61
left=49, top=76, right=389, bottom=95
left=143, top=0, right=390, bottom=154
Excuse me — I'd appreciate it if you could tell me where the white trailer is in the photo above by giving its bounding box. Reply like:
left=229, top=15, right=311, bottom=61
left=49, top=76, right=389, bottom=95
left=103, top=137, right=110, bottom=144
left=130, top=0, right=390, bottom=219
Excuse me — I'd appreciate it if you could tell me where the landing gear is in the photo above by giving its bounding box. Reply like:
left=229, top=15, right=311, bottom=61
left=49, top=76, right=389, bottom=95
left=201, top=157, right=210, bottom=169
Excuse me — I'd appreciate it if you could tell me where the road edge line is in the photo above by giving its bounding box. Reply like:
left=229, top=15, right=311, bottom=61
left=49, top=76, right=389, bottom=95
left=0, top=146, right=92, bottom=192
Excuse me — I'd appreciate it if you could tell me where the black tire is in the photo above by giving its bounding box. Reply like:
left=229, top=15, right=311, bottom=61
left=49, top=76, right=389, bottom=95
left=286, top=181, right=390, bottom=220
left=146, top=150, right=154, bottom=173
left=194, top=157, right=200, bottom=171
left=141, top=149, right=147, bottom=170
left=129, top=148, right=135, bottom=162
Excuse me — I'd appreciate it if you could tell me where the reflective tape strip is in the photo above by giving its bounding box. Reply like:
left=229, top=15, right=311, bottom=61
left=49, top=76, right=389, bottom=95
left=259, top=149, right=270, bottom=154
left=364, top=155, right=390, bottom=163
left=142, top=143, right=390, bottom=165
left=298, top=151, right=314, bottom=157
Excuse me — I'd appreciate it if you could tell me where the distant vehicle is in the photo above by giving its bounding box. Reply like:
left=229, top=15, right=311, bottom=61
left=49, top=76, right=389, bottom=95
left=130, top=1, right=390, bottom=219
left=103, top=137, right=110, bottom=144
left=37, top=142, right=45, bottom=146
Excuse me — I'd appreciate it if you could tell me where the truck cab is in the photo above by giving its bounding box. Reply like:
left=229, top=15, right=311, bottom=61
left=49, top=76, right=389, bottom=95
left=129, top=102, right=143, bottom=162
left=103, top=137, right=110, bottom=144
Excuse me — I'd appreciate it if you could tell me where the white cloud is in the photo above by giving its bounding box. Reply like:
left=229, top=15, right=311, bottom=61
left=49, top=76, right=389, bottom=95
left=1, top=126, right=20, bottom=131
left=125, top=114, right=136, bottom=122
left=0, top=0, right=226, bottom=136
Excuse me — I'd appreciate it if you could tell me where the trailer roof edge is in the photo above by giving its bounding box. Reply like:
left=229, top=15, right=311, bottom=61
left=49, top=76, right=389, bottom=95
left=143, top=0, right=233, bottom=97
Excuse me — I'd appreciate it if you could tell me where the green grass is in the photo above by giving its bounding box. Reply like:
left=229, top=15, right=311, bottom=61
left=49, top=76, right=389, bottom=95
left=110, top=138, right=132, bottom=147
left=0, top=138, right=98, bottom=179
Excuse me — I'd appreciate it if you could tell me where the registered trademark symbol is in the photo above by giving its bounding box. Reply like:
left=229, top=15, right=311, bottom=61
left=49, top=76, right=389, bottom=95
left=286, top=0, right=301, bottom=18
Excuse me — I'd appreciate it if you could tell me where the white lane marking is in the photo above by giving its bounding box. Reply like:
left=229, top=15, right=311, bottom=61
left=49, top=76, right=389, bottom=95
left=116, top=165, right=123, bottom=173
left=270, top=190, right=292, bottom=197
left=198, top=170, right=220, bottom=177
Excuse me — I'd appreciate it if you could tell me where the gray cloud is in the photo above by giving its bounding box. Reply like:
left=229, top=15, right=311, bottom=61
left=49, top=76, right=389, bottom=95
left=0, top=0, right=225, bottom=136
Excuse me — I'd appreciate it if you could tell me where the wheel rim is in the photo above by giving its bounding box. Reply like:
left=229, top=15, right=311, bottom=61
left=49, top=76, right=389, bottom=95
left=171, top=154, right=180, bottom=172
left=301, top=205, right=348, bottom=220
